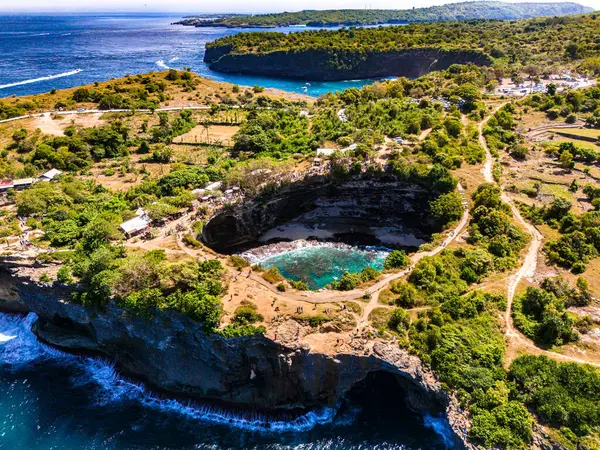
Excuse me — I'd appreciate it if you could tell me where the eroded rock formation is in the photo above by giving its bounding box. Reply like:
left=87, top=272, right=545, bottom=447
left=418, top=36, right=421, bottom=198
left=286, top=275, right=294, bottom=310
left=202, top=177, right=435, bottom=252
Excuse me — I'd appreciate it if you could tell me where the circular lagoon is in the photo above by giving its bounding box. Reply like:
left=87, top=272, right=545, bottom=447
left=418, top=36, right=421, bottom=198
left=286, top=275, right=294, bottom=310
left=242, top=241, right=389, bottom=290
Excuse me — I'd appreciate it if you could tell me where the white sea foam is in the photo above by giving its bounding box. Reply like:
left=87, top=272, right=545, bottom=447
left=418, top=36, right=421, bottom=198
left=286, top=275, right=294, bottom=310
left=155, top=60, right=170, bottom=70
left=168, top=56, right=180, bottom=63
left=0, top=69, right=82, bottom=90
left=0, top=312, right=338, bottom=433
left=242, top=239, right=390, bottom=266
left=0, top=333, right=16, bottom=343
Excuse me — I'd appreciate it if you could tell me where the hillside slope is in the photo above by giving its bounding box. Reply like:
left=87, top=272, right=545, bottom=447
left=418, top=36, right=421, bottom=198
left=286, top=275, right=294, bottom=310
left=177, top=1, right=593, bottom=28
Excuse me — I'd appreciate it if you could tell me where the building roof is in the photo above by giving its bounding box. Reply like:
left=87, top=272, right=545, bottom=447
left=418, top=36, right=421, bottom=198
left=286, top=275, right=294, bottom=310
left=0, top=180, right=14, bottom=188
left=13, top=178, right=35, bottom=186
left=316, top=148, right=337, bottom=156
left=40, top=169, right=63, bottom=181
left=120, top=216, right=151, bottom=234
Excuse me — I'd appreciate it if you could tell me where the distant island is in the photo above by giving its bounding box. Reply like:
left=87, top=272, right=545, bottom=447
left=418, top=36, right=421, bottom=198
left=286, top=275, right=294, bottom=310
left=176, top=1, right=593, bottom=28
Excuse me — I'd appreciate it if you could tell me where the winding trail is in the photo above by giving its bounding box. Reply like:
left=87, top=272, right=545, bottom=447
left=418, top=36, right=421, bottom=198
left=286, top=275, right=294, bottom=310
left=478, top=103, right=600, bottom=368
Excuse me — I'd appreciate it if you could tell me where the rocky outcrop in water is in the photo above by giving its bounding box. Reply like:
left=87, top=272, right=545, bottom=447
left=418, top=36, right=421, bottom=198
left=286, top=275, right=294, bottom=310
left=202, top=176, right=435, bottom=252
left=204, top=47, right=493, bottom=81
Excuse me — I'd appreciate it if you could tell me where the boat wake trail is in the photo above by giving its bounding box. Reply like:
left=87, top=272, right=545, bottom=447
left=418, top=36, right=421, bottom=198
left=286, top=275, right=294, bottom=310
left=0, top=312, right=337, bottom=433
left=0, top=69, right=82, bottom=90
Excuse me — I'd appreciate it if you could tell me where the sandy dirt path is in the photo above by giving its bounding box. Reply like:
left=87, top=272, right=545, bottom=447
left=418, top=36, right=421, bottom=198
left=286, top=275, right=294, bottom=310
left=478, top=104, right=600, bottom=368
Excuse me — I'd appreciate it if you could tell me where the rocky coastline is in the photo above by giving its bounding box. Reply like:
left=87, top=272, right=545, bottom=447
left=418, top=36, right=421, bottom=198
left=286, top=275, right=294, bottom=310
left=203, top=47, right=493, bottom=81
left=1, top=260, right=574, bottom=449
left=0, top=263, right=476, bottom=448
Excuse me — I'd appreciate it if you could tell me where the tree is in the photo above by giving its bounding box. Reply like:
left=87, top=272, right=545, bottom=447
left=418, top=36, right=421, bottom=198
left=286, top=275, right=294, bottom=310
left=430, top=191, right=463, bottom=226
left=388, top=308, right=410, bottom=332
left=444, top=118, right=462, bottom=138
left=384, top=250, right=410, bottom=270
left=559, top=150, right=574, bottom=169
left=546, top=83, right=557, bottom=95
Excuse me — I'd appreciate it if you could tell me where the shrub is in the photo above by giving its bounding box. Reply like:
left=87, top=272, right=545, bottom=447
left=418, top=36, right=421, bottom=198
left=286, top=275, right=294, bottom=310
left=510, top=355, right=600, bottom=437
left=56, top=266, right=73, bottom=284
left=388, top=308, right=410, bottom=332
left=217, top=324, right=266, bottom=338
left=263, top=267, right=284, bottom=284
left=276, top=282, right=286, bottom=292
left=232, top=304, right=264, bottom=325
left=229, top=255, right=250, bottom=270
left=39, top=273, right=52, bottom=283
left=384, top=250, right=410, bottom=270
left=290, top=280, right=309, bottom=290
left=182, top=234, right=201, bottom=248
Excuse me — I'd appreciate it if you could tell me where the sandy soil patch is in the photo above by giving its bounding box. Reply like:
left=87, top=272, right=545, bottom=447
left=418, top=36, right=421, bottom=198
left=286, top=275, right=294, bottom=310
left=173, top=124, right=239, bottom=146
left=33, top=112, right=105, bottom=136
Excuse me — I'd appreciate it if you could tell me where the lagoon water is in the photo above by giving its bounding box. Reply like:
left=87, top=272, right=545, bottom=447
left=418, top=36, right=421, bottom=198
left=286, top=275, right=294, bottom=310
left=0, top=13, right=380, bottom=98
left=243, top=241, right=389, bottom=290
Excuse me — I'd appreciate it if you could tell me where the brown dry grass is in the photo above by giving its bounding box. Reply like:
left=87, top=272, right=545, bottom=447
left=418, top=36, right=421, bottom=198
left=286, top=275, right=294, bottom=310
left=173, top=125, right=239, bottom=146
left=0, top=71, right=313, bottom=115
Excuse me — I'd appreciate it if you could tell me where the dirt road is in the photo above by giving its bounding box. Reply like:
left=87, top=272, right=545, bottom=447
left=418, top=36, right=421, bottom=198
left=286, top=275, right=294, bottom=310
left=478, top=104, right=600, bottom=368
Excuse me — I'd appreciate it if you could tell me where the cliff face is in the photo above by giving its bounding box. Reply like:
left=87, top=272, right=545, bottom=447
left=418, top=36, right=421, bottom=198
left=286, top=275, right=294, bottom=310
left=0, top=270, right=445, bottom=415
left=202, top=177, right=434, bottom=252
left=204, top=47, right=493, bottom=81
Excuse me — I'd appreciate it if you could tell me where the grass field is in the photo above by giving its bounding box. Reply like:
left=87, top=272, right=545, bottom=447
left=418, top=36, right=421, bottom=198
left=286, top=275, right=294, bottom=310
left=173, top=124, right=239, bottom=146
left=551, top=128, right=600, bottom=139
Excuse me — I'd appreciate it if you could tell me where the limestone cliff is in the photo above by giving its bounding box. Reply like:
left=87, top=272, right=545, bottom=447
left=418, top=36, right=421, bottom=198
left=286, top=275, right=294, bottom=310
left=202, top=176, right=435, bottom=252
left=204, top=47, right=493, bottom=81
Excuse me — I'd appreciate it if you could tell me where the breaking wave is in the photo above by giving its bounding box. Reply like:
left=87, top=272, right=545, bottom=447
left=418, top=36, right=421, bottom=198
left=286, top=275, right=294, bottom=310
left=0, top=312, right=336, bottom=433
left=0, top=69, right=82, bottom=90
left=155, top=60, right=170, bottom=70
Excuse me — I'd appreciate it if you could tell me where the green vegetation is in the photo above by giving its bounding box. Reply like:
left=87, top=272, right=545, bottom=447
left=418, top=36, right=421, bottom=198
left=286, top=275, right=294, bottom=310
left=262, top=267, right=284, bottom=284
left=513, top=276, right=591, bottom=347
left=510, top=355, right=600, bottom=442
left=521, top=194, right=600, bottom=273
left=329, top=267, right=381, bottom=290
left=404, top=283, right=530, bottom=448
left=384, top=250, right=410, bottom=270
left=468, top=183, right=527, bottom=272
left=207, top=12, right=600, bottom=81
left=229, top=254, right=250, bottom=270
left=232, top=301, right=264, bottom=325
left=483, top=104, right=519, bottom=157
left=521, top=86, right=600, bottom=132
left=182, top=2, right=589, bottom=28
left=430, top=191, right=464, bottom=226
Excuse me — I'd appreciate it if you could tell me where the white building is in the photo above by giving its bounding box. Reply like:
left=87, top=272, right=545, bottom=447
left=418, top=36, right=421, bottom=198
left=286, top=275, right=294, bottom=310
left=39, top=169, right=63, bottom=182
left=13, top=178, right=35, bottom=190
left=120, top=209, right=151, bottom=238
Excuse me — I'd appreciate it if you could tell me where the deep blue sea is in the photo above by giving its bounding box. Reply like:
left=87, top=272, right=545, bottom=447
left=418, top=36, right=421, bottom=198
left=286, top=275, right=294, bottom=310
left=0, top=13, right=381, bottom=98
